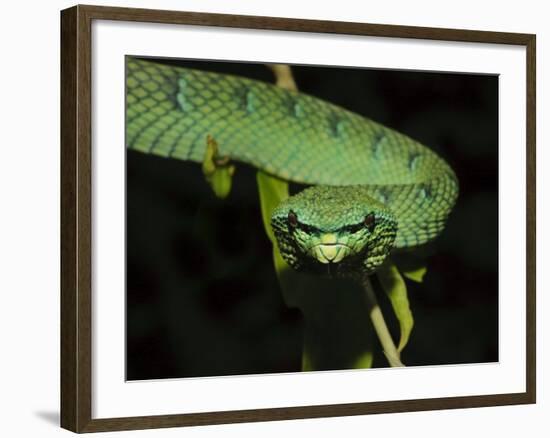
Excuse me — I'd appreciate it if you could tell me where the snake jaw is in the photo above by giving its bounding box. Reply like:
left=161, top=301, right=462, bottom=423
left=310, top=243, right=350, bottom=264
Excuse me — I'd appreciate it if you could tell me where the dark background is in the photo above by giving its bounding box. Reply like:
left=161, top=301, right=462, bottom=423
left=126, top=58, right=498, bottom=380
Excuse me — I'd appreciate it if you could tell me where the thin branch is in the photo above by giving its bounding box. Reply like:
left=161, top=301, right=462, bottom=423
left=363, top=276, right=405, bottom=367
left=267, top=64, right=298, bottom=91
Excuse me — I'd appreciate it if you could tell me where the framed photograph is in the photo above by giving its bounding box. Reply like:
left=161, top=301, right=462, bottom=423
left=60, top=4, right=536, bottom=433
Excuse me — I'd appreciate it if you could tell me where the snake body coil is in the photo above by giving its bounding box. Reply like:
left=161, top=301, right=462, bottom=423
left=127, top=58, right=459, bottom=276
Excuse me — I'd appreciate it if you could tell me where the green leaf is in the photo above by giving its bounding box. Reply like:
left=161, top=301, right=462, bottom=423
left=202, top=135, right=235, bottom=199
left=377, top=262, right=414, bottom=353
left=256, top=171, right=290, bottom=277
left=402, top=266, right=427, bottom=283
left=353, top=351, right=374, bottom=369
left=302, top=350, right=314, bottom=372
left=392, top=251, right=429, bottom=283
left=207, top=166, right=235, bottom=199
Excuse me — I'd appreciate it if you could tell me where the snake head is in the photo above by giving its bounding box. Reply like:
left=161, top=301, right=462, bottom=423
left=271, top=186, right=398, bottom=277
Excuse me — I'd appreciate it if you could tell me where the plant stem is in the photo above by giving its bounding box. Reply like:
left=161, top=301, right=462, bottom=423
left=267, top=64, right=298, bottom=91
left=362, top=276, right=405, bottom=367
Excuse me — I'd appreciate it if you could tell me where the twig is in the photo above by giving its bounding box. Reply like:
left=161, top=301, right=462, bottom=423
left=267, top=64, right=298, bottom=91
left=363, top=276, right=405, bottom=367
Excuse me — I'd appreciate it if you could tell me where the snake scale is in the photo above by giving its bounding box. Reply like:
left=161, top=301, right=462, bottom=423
left=127, top=58, right=459, bottom=277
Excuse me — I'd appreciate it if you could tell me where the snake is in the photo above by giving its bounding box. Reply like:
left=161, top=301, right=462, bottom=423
left=126, top=58, right=459, bottom=278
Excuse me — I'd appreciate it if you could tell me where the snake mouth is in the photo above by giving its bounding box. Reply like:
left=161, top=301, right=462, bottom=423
left=310, top=243, right=351, bottom=264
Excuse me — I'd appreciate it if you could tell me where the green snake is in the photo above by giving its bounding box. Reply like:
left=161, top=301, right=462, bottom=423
left=126, top=58, right=459, bottom=278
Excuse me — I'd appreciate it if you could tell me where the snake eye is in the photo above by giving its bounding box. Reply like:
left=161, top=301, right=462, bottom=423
left=288, top=211, right=298, bottom=229
left=364, top=213, right=375, bottom=232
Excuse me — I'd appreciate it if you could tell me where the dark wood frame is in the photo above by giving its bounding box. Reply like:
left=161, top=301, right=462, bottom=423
left=61, top=4, right=536, bottom=433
